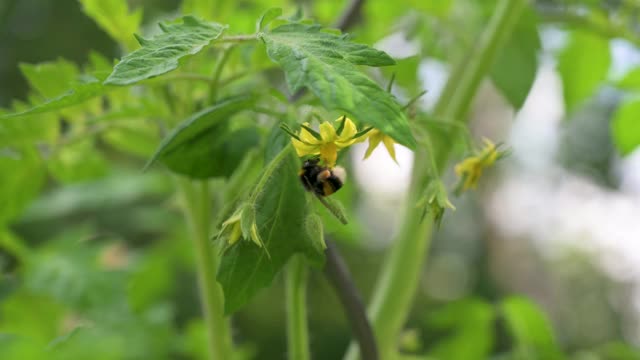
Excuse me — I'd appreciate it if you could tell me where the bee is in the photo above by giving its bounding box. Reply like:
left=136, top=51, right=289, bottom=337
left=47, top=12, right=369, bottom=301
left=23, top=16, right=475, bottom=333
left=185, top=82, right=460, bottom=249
left=299, top=157, right=346, bottom=197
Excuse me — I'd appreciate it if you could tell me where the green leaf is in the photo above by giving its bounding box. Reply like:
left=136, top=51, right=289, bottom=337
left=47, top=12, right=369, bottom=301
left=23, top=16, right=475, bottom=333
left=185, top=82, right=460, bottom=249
left=87, top=51, right=116, bottom=82
left=260, top=23, right=417, bottom=149
left=314, top=177, right=363, bottom=244
left=127, top=248, right=174, bottom=312
left=262, top=22, right=397, bottom=67
left=0, top=80, right=105, bottom=120
left=0, top=335, right=46, bottom=360
left=162, top=127, right=260, bottom=179
left=490, top=7, right=540, bottom=109
left=558, top=31, right=611, bottom=113
left=145, top=95, right=257, bottom=178
left=315, top=196, right=348, bottom=225
left=257, top=8, right=282, bottom=31
left=104, top=16, right=226, bottom=86
left=0, top=291, right=66, bottom=341
left=501, top=296, right=563, bottom=360
left=0, top=106, right=58, bottom=145
left=611, top=98, right=640, bottom=156
left=425, top=298, right=494, bottom=360
left=0, top=59, right=107, bottom=120
left=79, top=0, right=143, bottom=50
left=417, top=0, right=453, bottom=16
left=304, top=213, right=326, bottom=252
left=617, top=67, right=640, bottom=91
left=19, top=60, right=79, bottom=98
left=101, top=121, right=159, bottom=158
left=0, top=147, right=45, bottom=225
left=46, top=139, right=109, bottom=183
left=381, top=56, right=421, bottom=95
left=217, top=147, right=325, bottom=314
left=591, top=342, right=640, bottom=359
left=0, top=229, right=30, bottom=265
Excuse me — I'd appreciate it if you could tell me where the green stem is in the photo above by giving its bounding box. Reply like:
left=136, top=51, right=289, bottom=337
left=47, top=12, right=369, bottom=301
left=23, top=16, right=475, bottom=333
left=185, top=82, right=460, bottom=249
left=286, top=255, right=310, bottom=360
left=252, top=106, right=286, bottom=118
left=344, top=1, right=526, bottom=359
left=146, top=73, right=212, bottom=85
left=443, top=0, right=526, bottom=122
left=324, top=240, right=378, bottom=359
left=179, top=179, right=233, bottom=360
left=541, top=10, right=640, bottom=47
left=209, top=46, right=236, bottom=103
left=217, top=34, right=258, bottom=43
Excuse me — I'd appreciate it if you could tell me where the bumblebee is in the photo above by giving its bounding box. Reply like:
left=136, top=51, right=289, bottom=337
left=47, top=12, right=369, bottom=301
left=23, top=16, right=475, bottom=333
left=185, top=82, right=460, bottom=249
left=299, top=157, right=346, bottom=197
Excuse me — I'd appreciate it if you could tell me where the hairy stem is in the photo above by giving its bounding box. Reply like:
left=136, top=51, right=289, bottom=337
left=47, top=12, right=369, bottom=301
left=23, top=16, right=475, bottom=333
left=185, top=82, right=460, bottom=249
left=345, top=0, right=526, bottom=359
left=286, top=255, right=311, bottom=360
left=324, top=241, right=378, bottom=360
left=540, top=10, right=640, bottom=47
left=180, top=179, right=233, bottom=360
left=217, top=34, right=258, bottom=43
left=209, top=46, right=236, bottom=103
left=333, top=0, right=365, bottom=31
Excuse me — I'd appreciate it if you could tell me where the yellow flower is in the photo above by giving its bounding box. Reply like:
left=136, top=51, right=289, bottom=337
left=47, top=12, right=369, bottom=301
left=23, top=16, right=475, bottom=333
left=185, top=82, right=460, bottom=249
left=218, top=204, right=265, bottom=251
left=220, top=209, right=243, bottom=246
left=416, top=180, right=455, bottom=228
left=364, top=129, right=398, bottom=163
left=454, top=138, right=506, bottom=193
left=290, top=116, right=366, bottom=167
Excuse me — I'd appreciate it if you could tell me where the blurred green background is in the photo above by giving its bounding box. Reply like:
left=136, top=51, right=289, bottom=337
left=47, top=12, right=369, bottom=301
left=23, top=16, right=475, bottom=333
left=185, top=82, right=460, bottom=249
left=2, top=0, right=640, bottom=359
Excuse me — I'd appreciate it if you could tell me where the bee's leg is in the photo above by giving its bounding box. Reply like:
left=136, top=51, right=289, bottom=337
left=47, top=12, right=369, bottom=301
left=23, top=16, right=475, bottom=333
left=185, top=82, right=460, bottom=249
left=317, top=169, right=332, bottom=182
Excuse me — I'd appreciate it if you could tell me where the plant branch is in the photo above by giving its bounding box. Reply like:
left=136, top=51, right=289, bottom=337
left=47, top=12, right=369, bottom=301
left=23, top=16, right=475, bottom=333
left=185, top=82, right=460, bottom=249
left=153, top=73, right=213, bottom=83
left=209, top=46, right=236, bottom=103
left=217, top=34, right=258, bottom=43
left=324, top=240, right=378, bottom=360
left=345, top=0, right=527, bottom=359
left=286, top=255, right=311, bottom=360
left=540, top=10, right=640, bottom=47
left=179, top=179, right=233, bottom=360
left=333, top=0, right=366, bottom=31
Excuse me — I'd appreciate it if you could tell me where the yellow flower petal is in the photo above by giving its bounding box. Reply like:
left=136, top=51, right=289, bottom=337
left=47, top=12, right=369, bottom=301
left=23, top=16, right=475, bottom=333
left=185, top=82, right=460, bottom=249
left=299, top=122, right=322, bottom=145
left=287, top=117, right=372, bottom=166
left=363, top=129, right=398, bottom=163
left=482, top=137, right=496, bottom=149
left=221, top=210, right=243, bottom=245
left=292, top=138, right=320, bottom=157
left=455, top=157, right=484, bottom=191
left=336, top=117, right=358, bottom=143
left=363, top=130, right=383, bottom=159
left=382, top=135, right=397, bottom=163
left=228, top=222, right=242, bottom=245
left=319, top=121, right=337, bottom=143
left=249, top=222, right=263, bottom=248
left=320, top=142, right=338, bottom=167
left=454, top=157, right=476, bottom=176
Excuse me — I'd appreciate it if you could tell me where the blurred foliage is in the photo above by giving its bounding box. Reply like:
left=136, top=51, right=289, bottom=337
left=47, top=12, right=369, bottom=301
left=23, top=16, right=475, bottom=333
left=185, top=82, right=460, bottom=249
left=1, top=0, right=640, bottom=359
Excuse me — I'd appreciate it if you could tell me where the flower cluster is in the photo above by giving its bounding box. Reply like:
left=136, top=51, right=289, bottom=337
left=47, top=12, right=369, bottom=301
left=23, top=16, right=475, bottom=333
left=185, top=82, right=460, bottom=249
left=416, top=180, right=455, bottom=228
left=286, top=116, right=398, bottom=168
left=218, top=204, right=265, bottom=250
left=454, top=138, right=508, bottom=193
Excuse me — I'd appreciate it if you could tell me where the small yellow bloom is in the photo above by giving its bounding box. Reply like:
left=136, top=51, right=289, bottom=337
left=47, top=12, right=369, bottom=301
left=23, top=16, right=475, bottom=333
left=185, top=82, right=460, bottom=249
left=219, top=204, right=264, bottom=249
left=454, top=138, right=506, bottom=193
left=416, top=180, right=455, bottom=228
left=220, top=209, right=243, bottom=246
left=290, top=116, right=365, bottom=167
left=364, top=129, right=398, bottom=163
